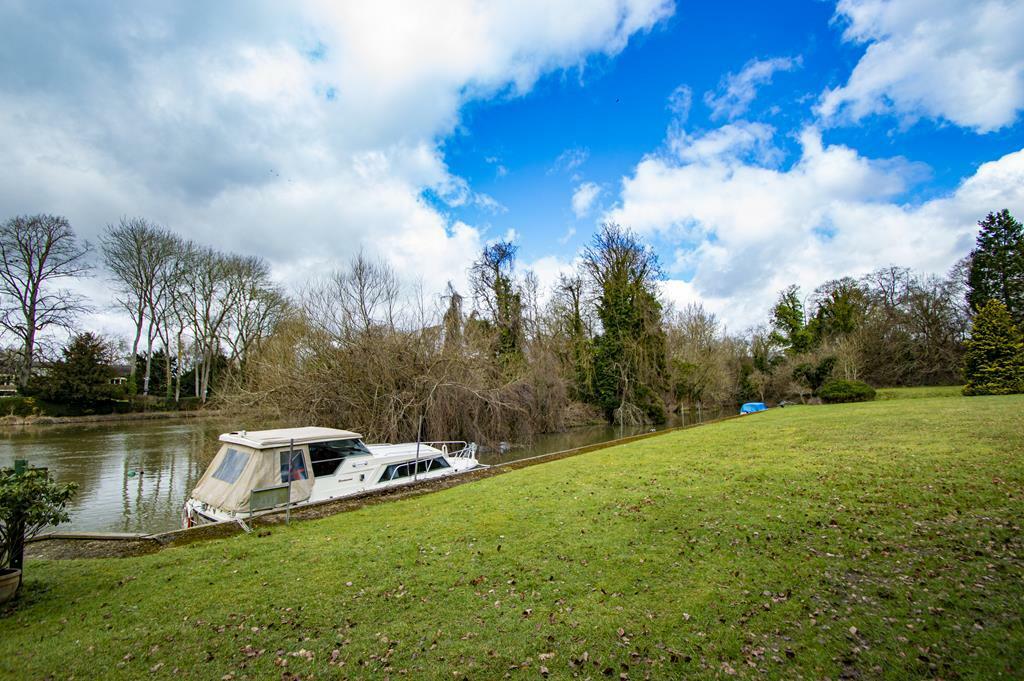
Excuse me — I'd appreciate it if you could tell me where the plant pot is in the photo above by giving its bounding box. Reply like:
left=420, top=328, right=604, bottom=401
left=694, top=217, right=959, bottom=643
left=0, top=567, right=21, bottom=604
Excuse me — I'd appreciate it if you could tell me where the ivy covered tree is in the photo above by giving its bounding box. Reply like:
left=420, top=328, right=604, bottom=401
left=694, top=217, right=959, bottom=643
left=469, top=241, right=524, bottom=370
left=770, top=285, right=816, bottom=354
left=967, top=209, right=1024, bottom=325
left=550, top=274, right=593, bottom=401
left=810, top=277, right=867, bottom=341
left=962, top=299, right=1024, bottom=396
left=583, top=224, right=667, bottom=424
left=792, top=355, right=836, bottom=395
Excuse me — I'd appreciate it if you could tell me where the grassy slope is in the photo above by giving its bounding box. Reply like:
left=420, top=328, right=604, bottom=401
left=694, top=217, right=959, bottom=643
left=1, top=395, right=1022, bottom=680
left=875, top=386, right=965, bottom=400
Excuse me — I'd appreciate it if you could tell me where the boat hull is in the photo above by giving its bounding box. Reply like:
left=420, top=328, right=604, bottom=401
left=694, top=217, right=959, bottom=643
left=183, top=455, right=481, bottom=527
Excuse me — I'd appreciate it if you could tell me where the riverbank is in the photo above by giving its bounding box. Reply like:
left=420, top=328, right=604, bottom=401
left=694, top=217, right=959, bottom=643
left=2, top=392, right=1022, bottom=679
left=0, top=407, right=225, bottom=428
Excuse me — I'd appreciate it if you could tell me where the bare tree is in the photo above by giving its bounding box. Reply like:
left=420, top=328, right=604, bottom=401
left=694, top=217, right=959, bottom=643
left=333, top=251, right=401, bottom=335
left=100, top=217, right=178, bottom=392
left=223, top=256, right=288, bottom=368
left=178, top=247, right=239, bottom=402
left=0, top=215, right=92, bottom=387
left=150, top=235, right=191, bottom=399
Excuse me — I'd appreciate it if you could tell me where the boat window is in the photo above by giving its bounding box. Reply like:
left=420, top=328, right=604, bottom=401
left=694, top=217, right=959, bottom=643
left=212, top=448, right=249, bottom=484
left=379, top=462, right=406, bottom=482
left=307, top=439, right=371, bottom=477
left=378, top=457, right=450, bottom=483
left=279, top=449, right=308, bottom=482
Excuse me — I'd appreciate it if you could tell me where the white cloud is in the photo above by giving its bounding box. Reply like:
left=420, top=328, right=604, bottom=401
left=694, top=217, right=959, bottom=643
left=607, top=123, right=1024, bottom=329
left=551, top=147, right=590, bottom=178
left=571, top=182, right=602, bottom=218
left=668, top=121, right=781, bottom=166
left=0, top=0, right=674, bottom=338
left=818, top=0, right=1024, bottom=132
left=523, top=254, right=580, bottom=303
left=474, top=193, right=508, bottom=214
left=667, top=84, right=693, bottom=122
left=704, top=56, right=801, bottom=120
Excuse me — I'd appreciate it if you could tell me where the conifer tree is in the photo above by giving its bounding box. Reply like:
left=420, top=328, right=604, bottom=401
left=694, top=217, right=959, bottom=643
left=962, top=299, right=1024, bottom=396
left=967, top=210, right=1024, bottom=325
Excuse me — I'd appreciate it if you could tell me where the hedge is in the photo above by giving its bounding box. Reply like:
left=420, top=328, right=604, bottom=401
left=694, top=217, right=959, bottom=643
left=819, top=379, right=876, bottom=404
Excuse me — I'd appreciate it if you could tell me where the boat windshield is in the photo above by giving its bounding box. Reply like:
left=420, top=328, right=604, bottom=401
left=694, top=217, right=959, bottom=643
left=308, top=439, right=371, bottom=477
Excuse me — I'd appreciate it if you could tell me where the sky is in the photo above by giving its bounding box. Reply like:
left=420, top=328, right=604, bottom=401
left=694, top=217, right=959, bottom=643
left=1, top=0, right=1023, bottom=337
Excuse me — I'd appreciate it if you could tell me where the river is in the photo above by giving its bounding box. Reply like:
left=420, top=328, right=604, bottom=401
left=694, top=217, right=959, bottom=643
left=0, top=408, right=727, bottom=534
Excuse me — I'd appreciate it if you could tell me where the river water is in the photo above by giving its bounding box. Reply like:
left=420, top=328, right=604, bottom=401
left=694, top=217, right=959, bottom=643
left=0, top=408, right=726, bottom=534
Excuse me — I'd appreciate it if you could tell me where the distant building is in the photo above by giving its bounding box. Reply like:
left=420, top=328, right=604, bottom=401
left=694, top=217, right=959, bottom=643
left=110, top=363, right=131, bottom=387
left=0, top=373, right=15, bottom=396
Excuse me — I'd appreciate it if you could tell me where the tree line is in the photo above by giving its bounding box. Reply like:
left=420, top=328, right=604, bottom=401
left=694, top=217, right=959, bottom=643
left=1, top=208, right=1021, bottom=435
left=0, top=214, right=286, bottom=408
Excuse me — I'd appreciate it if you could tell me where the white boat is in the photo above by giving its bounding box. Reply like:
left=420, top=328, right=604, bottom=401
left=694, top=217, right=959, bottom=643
left=182, top=426, right=480, bottom=527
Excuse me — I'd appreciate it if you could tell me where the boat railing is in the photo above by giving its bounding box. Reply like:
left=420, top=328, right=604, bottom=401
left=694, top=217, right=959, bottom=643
left=421, top=441, right=477, bottom=459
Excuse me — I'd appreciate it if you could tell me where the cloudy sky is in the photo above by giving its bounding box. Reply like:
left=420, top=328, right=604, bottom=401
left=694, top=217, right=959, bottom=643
left=2, top=0, right=1023, bottom=335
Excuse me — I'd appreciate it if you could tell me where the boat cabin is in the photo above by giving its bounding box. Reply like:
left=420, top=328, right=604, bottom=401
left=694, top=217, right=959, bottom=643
left=188, top=426, right=476, bottom=521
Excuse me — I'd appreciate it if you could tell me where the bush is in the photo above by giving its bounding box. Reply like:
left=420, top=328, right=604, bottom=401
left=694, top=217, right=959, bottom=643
left=0, top=464, right=77, bottom=586
left=962, top=299, right=1024, bottom=396
left=819, top=379, right=876, bottom=404
left=0, top=397, right=36, bottom=417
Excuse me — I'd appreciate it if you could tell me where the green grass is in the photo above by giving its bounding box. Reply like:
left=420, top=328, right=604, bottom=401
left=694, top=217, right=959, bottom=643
left=2, top=396, right=1022, bottom=680
left=875, top=385, right=964, bottom=400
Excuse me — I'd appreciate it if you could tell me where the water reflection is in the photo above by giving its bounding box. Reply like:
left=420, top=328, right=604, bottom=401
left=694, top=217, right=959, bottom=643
left=477, top=406, right=727, bottom=465
left=0, top=407, right=728, bottom=534
left=0, top=419, right=243, bottom=534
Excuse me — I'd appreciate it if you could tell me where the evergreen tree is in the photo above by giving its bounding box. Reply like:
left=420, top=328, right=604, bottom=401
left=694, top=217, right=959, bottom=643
left=35, top=333, right=118, bottom=408
left=962, top=299, right=1024, bottom=396
left=967, top=209, right=1024, bottom=325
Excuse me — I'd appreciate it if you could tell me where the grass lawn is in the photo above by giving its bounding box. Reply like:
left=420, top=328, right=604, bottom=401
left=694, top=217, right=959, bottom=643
left=875, top=386, right=965, bottom=400
left=1, top=394, right=1022, bottom=680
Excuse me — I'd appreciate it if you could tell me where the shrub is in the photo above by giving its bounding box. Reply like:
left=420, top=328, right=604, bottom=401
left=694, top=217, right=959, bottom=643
left=962, top=299, right=1024, bottom=396
left=0, top=397, right=36, bottom=417
left=819, top=379, right=876, bottom=404
left=0, top=464, right=77, bottom=590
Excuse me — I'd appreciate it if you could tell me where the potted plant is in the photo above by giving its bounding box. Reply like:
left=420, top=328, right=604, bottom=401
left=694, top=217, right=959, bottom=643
left=0, top=462, right=77, bottom=603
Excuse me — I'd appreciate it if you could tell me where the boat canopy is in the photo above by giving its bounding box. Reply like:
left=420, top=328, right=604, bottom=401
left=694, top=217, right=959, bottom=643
left=220, top=426, right=360, bottom=449
left=191, top=428, right=355, bottom=513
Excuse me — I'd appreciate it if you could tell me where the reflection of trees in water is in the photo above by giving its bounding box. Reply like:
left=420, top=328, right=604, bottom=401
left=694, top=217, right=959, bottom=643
left=116, top=421, right=233, bottom=532
left=110, top=418, right=283, bottom=532
left=0, top=425, right=116, bottom=518
left=0, top=419, right=249, bottom=533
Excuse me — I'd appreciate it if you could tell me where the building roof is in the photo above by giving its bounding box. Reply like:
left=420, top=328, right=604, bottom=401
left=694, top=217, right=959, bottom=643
left=219, top=426, right=361, bottom=449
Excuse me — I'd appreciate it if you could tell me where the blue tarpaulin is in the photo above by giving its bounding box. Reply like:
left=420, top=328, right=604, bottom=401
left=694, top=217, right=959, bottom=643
left=740, top=402, right=767, bottom=414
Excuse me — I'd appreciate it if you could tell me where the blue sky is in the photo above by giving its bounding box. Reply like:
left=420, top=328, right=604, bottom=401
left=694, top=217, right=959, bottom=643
left=445, top=1, right=1023, bottom=266
left=1, top=0, right=1023, bottom=332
